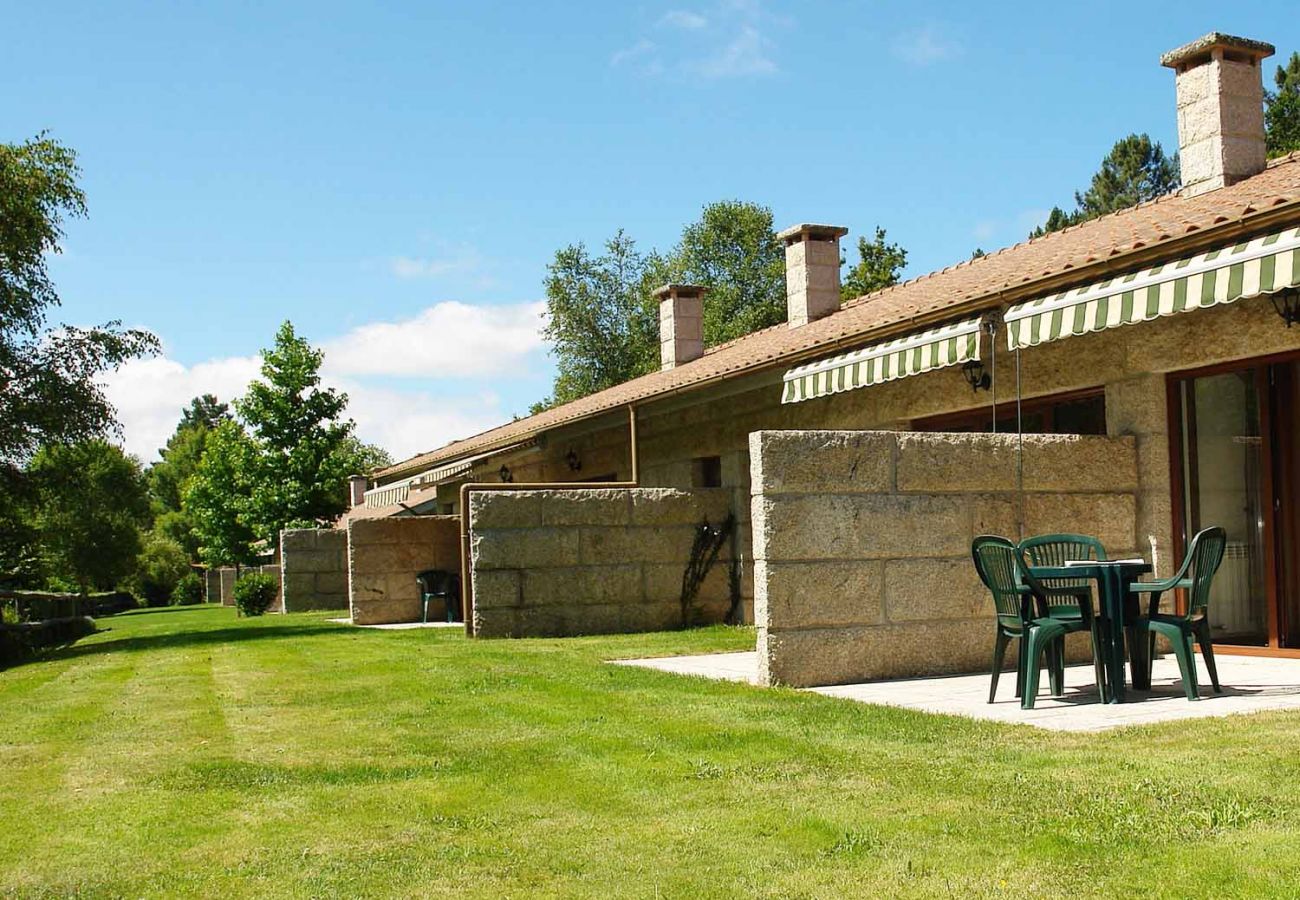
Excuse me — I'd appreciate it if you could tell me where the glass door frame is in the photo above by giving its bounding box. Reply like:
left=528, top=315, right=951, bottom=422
left=1166, top=349, right=1300, bottom=657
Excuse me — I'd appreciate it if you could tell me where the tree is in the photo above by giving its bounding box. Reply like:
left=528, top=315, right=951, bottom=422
left=0, top=135, right=158, bottom=466
left=236, top=322, right=354, bottom=540
left=539, top=232, right=659, bottom=408
left=28, top=441, right=150, bottom=593
left=184, top=419, right=259, bottom=567
left=177, top=394, right=230, bottom=433
left=1031, top=134, right=1180, bottom=237
left=1266, top=52, right=1300, bottom=159
left=673, top=200, right=786, bottom=344
left=334, top=436, right=393, bottom=479
left=145, top=395, right=231, bottom=559
left=0, top=134, right=156, bottom=580
left=537, top=201, right=806, bottom=408
left=841, top=226, right=908, bottom=300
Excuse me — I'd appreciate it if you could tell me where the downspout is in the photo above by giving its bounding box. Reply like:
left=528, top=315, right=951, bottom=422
left=457, top=404, right=641, bottom=634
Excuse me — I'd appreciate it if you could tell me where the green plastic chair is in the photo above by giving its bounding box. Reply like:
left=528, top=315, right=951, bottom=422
left=1129, top=526, right=1227, bottom=701
left=1019, top=533, right=1107, bottom=620
left=972, top=536, right=1107, bottom=708
left=415, top=569, right=461, bottom=624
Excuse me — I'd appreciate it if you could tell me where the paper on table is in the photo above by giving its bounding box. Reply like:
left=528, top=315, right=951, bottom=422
left=1063, top=558, right=1146, bottom=566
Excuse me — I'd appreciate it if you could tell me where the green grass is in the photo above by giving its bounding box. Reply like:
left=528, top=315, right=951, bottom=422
left=3, top=606, right=1300, bottom=898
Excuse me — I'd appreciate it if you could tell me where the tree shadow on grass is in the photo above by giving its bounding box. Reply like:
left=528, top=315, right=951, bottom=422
left=39, top=623, right=347, bottom=663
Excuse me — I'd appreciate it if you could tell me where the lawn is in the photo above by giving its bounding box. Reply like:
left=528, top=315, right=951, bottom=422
left=2, top=607, right=1299, bottom=898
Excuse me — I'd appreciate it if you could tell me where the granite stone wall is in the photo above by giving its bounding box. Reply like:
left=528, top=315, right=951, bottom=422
left=347, top=516, right=461, bottom=625
left=280, top=529, right=349, bottom=612
left=468, top=488, right=736, bottom=638
left=751, top=430, right=1139, bottom=687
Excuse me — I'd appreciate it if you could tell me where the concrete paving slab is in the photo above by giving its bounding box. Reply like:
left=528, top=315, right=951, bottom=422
left=612, top=651, right=1300, bottom=732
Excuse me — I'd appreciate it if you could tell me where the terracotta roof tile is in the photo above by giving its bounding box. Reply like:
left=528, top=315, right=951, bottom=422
left=378, top=156, right=1300, bottom=479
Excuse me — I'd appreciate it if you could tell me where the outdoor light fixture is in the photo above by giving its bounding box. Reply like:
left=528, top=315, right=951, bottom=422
left=565, top=449, right=582, bottom=473
left=961, top=359, right=991, bottom=393
left=498, top=464, right=513, bottom=483
left=1272, top=287, right=1300, bottom=328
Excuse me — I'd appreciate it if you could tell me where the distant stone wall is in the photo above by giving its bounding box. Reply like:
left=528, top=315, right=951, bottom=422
left=751, top=430, right=1139, bottom=688
left=280, top=529, right=349, bottom=612
left=206, top=569, right=221, bottom=604
left=347, top=516, right=461, bottom=625
left=468, top=488, right=735, bottom=638
left=219, top=568, right=237, bottom=607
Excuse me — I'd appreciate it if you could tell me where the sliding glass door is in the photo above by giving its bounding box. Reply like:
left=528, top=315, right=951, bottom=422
left=1171, top=356, right=1299, bottom=649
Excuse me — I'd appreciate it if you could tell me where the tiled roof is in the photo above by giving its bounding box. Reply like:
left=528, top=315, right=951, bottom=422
left=378, top=154, right=1300, bottom=479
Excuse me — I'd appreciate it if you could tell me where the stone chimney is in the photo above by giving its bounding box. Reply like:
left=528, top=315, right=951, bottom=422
left=778, top=223, right=848, bottom=328
left=1161, top=32, right=1274, bottom=197
left=655, top=284, right=705, bottom=370
left=348, top=474, right=368, bottom=508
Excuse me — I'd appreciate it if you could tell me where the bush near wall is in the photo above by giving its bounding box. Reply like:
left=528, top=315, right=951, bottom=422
left=0, top=616, right=96, bottom=669
left=172, top=573, right=205, bottom=606
left=234, top=573, right=279, bottom=617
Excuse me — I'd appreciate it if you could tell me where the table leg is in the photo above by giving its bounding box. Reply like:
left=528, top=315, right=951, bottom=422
left=1125, top=575, right=1151, bottom=691
left=1105, top=567, right=1127, bottom=704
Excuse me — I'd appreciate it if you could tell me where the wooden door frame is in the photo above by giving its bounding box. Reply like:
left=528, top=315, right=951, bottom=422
left=1166, top=349, right=1300, bottom=657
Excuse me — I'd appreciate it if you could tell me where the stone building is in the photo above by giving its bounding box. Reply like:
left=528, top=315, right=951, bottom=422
left=308, top=33, right=1300, bottom=682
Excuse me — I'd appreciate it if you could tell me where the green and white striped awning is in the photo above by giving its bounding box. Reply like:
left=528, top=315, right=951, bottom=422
left=1005, top=225, right=1300, bottom=350
left=782, top=317, right=982, bottom=404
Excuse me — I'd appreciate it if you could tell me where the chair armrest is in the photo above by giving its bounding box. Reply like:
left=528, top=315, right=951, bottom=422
left=1129, top=578, right=1192, bottom=594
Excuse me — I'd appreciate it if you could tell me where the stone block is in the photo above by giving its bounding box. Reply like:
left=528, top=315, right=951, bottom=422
left=755, top=559, right=884, bottom=629
left=895, top=432, right=1018, bottom=493
left=539, top=491, right=631, bottom=526
left=971, top=495, right=1019, bottom=539
left=759, top=619, right=990, bottom=687
left=471, top=569, right=521, bottom=610
left=315, top=571, right=349, bottom=596
left=1021, top=435, right=1137, bottom=493
left=883, top=558, right=989, bottom=622
left=470, top=527, right=580, bottom=570
left=754, top=493, right=971, bottom=562
left=1023, top=493, right=1136, bottom=554
left=469, top=491, right=546, bottom=529
left=474, top=607, right=517, bottom=638
left=628, top=488, right=728, bottom=526
left=521, top=565, right=641, bottom=607
left=621, top=601, right=682, bottom=633
left=579, top=525, right=691, bottom=565
left=750, top=430, right=895, bottom=496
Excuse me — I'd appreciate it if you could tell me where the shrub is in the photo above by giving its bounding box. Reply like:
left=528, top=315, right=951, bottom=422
left=233, top=573, right=278, bottom=617
left=131, top=531, right=191, bottom=607
left=172, top=572, right=205, bottom=606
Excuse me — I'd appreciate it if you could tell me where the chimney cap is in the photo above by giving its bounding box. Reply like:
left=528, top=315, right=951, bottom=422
left=777, top=223, right=849, bottom=245
left=1160, top=32, right=1274, bottom=69
left=653, top=283, right=707, bottom=300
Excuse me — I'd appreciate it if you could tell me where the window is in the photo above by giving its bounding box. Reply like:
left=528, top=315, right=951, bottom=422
left=692, top=456, right=723, bottom=488
left=912, top=389, right=1106, bottom=435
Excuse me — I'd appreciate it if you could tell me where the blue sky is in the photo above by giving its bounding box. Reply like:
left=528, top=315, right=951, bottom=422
left=4, top=1, right=1295, bottom=462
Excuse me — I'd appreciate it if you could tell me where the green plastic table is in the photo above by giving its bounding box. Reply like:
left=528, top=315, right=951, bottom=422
left=1028, top=559, right=1153, bottom=704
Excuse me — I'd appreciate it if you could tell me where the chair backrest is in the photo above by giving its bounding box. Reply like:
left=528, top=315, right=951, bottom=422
left=972, top=535, right=1027, bottom=631
left=416, top=569, right=459, bottom=596
left=1020, top=533, right=1106, bottom=591
left=1184, top=526, right=1228, bottom=617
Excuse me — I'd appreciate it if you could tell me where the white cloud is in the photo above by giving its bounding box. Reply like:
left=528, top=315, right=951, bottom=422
left=698, top=25, right=776, bottom=78
left=389, top=244, right=483, bottom=280
left=892, top=24, right=961, bottom=67
left=102, top=300, right=549, bottom=463
left=613, top=2, right=779, bottom=80
left=340, top=382, right=507, bottom=461
left=611, top=39, right=657, bottom=67
left=660, top=9, right=708, bottom=30
left=102, top=354, right=261, bottom=462
left=321, top=300, right=545, bottom=379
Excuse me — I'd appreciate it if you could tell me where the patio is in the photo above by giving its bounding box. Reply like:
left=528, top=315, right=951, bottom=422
left=612, top=650, right=1300, bottom=732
